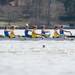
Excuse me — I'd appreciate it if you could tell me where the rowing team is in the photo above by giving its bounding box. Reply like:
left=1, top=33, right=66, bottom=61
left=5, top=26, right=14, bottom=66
left=3, top=25, right=72, bottom=39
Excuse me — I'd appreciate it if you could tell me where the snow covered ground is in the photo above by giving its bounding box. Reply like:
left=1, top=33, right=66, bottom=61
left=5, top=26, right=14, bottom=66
left=0, top=30, right=75, bottom=75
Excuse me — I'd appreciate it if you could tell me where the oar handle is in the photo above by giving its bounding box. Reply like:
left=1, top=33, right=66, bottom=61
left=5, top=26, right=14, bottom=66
left=65, top=31, right=72, bottom=36
left=69, top=31, right=72, bottom=36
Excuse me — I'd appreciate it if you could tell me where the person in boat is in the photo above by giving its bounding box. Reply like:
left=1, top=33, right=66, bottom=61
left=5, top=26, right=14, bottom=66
left=24, top=24, right=32, bottom=38
left=41, top=25, right=50, bottom=38
left=9, top=26, right=15, bottom=38
left=4, top=27, right=10, bottom=38
left=32, top=25, right=41, bottom=38
left=59, top=25, right=65, bottom=37
left=59, top=25, right=72, bottom=37
left=52, top=26, right=60, bottom=38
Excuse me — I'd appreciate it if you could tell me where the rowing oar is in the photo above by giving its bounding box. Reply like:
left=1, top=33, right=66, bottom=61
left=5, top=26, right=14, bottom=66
left=65, top=31, right=75, bottom=38
left=65, top=31, right=72, bottom=36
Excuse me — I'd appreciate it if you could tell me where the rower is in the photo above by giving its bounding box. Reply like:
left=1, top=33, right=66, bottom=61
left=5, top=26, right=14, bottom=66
left=59, top=25, right=64, bottom=37
left=41, top=25, right=50, bottom=38
left=9, top=26, right=15, bottom=38
left=24, top=24, right=32, bottom=38
left=52, top=26, right=60, bottom=38
left=59, top=25, right=72, bottom=37
left=4, top=27, right=10, bottom=38
left=32, top=25, right=41, bottom=38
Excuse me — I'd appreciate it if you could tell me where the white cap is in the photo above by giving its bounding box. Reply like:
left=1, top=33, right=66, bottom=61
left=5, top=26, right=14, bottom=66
left=26, top=23, right=29, bottom=27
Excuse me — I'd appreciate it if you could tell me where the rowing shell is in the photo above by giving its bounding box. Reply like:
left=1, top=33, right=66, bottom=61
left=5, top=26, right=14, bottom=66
left=0, top=36, right=75, bottom=41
